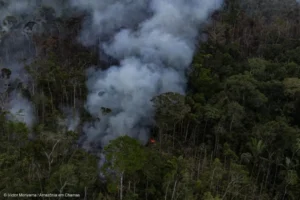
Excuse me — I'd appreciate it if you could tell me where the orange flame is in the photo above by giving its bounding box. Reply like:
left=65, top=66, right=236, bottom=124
left=149, top=138, right=156, bottom=144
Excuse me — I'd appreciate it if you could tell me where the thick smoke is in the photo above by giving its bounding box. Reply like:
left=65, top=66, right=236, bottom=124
left=70, top=0, right=152, bottom=46
left=0, top=0, right=224, bottom=148
left=71, top=0, right=224, bottom=148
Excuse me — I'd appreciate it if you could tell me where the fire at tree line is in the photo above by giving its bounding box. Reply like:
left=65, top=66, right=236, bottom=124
left=1, top=0, right=300, bottom=200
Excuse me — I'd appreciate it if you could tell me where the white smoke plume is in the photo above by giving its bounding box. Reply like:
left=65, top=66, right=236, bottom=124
left=7, top=91, right=35, bottom=127
left=59, top=106, right=81, bottom=132
left=0, top=63, right=35, bottom=127
left=0, top=39, right=36, bottom=127
left=71, top=0, right=224, bottom=148
left=0, top=0, right=224, bottom=148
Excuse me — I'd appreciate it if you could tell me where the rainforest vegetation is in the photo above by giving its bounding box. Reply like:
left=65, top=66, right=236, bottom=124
left=1, top=0, right=300, bottom=199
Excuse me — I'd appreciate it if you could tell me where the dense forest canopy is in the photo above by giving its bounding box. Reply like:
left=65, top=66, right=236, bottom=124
left=0, top=0, right=300, bottom=199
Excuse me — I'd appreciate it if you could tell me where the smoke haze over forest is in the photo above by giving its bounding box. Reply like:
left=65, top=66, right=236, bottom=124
left=0, top=0, right=223, bottom=148
left=1, top=1, right=300, bottom=199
